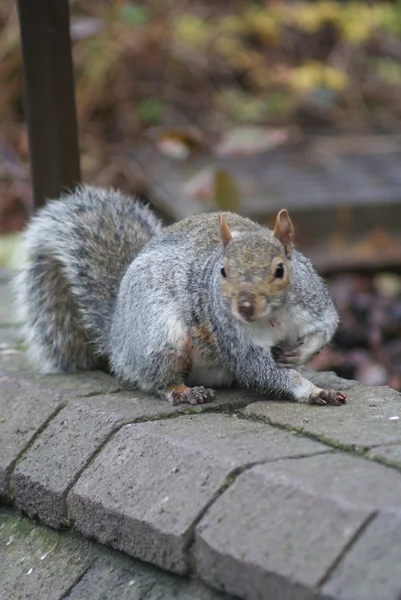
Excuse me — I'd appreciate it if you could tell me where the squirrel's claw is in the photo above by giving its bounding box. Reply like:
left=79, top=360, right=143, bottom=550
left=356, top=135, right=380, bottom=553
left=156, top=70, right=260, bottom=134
left=187, top=386, right=216, bottom=405
left=169, top=385, right=216, bottom=406
left=309, top=389, right=347, bottom=406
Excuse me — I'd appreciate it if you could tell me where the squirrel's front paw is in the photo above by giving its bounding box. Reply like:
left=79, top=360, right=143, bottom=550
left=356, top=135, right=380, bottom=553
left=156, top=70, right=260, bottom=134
left=273, top=346, right=303, bottom=368
left=273, top=342, right=310, bottom=367
left=308, top=389, right=347, bottom=406
left=167, top=385, right=216, bottom=406
left=273, top=333, right=325, bottom=367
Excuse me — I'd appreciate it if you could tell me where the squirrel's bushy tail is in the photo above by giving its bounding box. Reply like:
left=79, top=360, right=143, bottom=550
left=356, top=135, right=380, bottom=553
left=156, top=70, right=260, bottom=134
left=13, top=185, right=162, bottom=373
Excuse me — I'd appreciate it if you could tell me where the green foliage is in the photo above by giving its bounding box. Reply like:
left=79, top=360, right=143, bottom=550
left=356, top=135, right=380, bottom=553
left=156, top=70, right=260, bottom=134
left=2, top=0, right=400, bottom=136
left=137, top=99, right=164, bottom=125
left=119, top=3, right=148, bottom=25
left=1, top=0, right=401, bottom=214
left=175, top=14, right=211, bottom=47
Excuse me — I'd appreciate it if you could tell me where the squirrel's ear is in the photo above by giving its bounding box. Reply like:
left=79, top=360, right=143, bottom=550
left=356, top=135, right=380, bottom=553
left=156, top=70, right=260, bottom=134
left=273, top=209, right=294, bottom=258
left=218, top=214, right=233, bottom=247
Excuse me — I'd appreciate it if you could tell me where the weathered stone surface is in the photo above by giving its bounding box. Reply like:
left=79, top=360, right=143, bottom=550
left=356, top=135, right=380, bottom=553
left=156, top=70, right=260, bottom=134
left=68, top=413, right=328, bottom=574
left=12, top=390, right=256, bottom=528
left=243, top=383, right=401, bottom=448
left=0, top=376, right=65, bottom=499
left=145, top=576, right=230, bottom=600
left=0, top=281, right=13, bottom=326
left=322, top=513, right=401, bottom=600
left=65, top=557, right=155, bottom=600
left=0, top=360, right=123, bottom=395
left=195, top=452, right=401, bottom=600
left=0, top=508, right=99, bottom=600
left=368, top=443, right=401, bottom=466
left=67, top=555, right=230, bottom=600
left=1, top=507, right=230, bottom=600
left=25, top=369, right=123, bottom=396
left=13, top=398, right=124, bottom=527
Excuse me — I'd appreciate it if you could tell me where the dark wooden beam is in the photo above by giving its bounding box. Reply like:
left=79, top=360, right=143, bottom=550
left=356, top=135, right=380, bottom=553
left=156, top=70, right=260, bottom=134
left=17, top=0, right=81, bottom=209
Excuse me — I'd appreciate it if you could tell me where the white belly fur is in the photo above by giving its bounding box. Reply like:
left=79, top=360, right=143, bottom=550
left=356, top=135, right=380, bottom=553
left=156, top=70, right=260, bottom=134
left=243, top=318, right=288, bottom=349
left=187, top=310, right=306, bottom=388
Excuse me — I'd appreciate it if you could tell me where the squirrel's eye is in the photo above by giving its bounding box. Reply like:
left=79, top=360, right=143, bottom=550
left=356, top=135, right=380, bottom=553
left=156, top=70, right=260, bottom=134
left=221, top=267, right=227, bottom=278
left=274, top=263, right=284, bottom=279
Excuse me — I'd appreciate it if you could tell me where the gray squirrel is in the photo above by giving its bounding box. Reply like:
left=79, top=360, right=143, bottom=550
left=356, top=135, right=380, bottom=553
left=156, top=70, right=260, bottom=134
left=14, top=185, right=347, bottom=406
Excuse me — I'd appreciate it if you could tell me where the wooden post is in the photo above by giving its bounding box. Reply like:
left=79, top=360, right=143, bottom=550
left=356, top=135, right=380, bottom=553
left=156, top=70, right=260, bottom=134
left=17, top=0, right=81, bottom=209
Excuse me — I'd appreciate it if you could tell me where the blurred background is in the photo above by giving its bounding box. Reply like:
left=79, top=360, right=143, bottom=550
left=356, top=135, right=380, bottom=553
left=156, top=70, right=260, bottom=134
left=1, top=0, right=401, bottom=388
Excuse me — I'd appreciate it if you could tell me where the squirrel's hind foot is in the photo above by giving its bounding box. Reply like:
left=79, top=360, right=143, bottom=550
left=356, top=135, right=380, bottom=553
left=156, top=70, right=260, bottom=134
left=309, top=389, right=347, bottom=406
left=167, top=385, right=216, bottom=406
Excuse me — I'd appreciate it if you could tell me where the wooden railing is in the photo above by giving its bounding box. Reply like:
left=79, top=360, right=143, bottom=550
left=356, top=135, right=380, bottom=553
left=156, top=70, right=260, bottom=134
left=16, top=0, right=81, bottom=209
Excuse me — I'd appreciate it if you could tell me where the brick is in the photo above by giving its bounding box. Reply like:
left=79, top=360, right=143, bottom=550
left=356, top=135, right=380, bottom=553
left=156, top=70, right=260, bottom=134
left=145, top=576, right=230, bottom=600
left=66, top=555, right=229, bottom=600
left=25, top=369, right=123, bottom=396
left=1, top=361, right=123, bottom=396
left=0, top=507, right=99, bottom=600
left=0, top=506, right=231, bottom=600
left=0, top=376, right=64, bottom=499
left=195, top=452, right=401, bottom=600
left=243, top=383, right=401, bottom=448
left=12, top=390, right=255, bottom=528
left=64, top=556, right=157, bottom=600
left=68, top=413, right=328, bottom=574
left=0, top=368, right=128, bottom=503
left=0, top=346, right=122, bottom=397
left=368, top=443, right=401, bottom=466
left=322, top=512, right=401, bottom=600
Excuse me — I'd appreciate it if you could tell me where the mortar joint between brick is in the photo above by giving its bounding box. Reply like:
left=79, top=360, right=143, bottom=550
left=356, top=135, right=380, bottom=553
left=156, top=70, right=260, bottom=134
left=64, top=405, right=244, bottom=519
left=132, top=401, right=250, bottom=424
left=14, top=401, right=240, bottom=528
left=65, top=423, right=127, bottom=525
left=317, top=511, right=378, bottom=589
left=8, top=402, right=67, bottom=500
left=239, top=410, right=401, bottom=473
left=58, top=560, right=97, bottom=600
left=184, top=462, right=256, bottom=575
left=79, top=387, right=125, bottom=398
left=182, top=447, right=334, bottom=576
left=61, top=405, right=246, bottom=527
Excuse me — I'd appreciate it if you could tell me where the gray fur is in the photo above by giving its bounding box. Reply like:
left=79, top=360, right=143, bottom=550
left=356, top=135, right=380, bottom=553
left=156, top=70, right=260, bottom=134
left=14, top=190, right=341, bottom=403
left=13, top=185, right=162, bottom=373
left=109, top=212, right=340, bottom=402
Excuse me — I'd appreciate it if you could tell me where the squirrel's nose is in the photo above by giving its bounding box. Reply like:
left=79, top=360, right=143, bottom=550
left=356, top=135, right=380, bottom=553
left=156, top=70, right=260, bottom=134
left=238, top=292, right=256, bottom=320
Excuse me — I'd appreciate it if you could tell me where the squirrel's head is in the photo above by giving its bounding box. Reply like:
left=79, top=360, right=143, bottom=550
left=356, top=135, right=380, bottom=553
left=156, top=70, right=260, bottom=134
left=218, top=210, right=294, bottom=324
